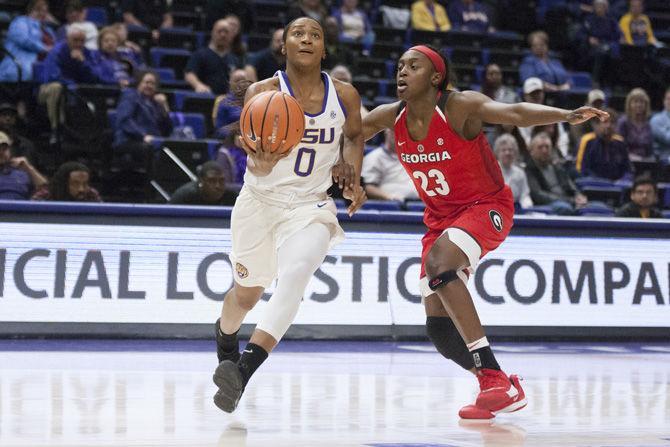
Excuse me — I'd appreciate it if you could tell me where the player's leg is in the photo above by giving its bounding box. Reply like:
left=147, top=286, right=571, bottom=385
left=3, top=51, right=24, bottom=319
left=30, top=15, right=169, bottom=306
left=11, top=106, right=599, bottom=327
left=424, top=293, right=476, bottom=374
left=425, top=228, right=525, bottom=417
left=214, top=223, right=332, bottom=413
left=216, top=283, right=265, bottom=364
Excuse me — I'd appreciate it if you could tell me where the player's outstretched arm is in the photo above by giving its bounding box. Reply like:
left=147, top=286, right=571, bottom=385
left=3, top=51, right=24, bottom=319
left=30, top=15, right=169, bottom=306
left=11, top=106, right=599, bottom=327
left=454, top=90, right=609, bottom=128
left=362, top=101, right=400, bottom=142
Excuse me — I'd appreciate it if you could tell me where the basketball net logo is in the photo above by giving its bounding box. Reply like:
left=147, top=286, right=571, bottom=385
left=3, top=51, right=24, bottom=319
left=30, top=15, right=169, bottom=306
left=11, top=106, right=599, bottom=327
left=489, top=210, right=503, bottom=232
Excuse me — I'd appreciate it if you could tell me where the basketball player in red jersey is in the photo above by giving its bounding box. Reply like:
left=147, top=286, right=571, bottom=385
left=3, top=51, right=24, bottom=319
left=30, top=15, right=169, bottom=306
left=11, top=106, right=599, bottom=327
left=362, top=45, right=608, bottom=419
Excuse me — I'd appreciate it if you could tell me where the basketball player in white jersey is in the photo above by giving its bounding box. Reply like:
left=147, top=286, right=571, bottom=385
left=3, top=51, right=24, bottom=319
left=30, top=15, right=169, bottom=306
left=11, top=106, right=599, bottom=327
left=213, top=16, right=366, bottom=413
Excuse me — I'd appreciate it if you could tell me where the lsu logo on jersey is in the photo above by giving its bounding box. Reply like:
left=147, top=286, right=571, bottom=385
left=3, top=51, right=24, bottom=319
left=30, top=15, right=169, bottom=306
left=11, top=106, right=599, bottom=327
left=301, top=128, right=336, bottom=145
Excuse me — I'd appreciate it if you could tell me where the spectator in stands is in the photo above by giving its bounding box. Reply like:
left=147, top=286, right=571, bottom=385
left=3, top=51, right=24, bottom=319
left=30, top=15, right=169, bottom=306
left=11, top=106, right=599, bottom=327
left=205, top=0, right=256, bottom=33
left=121, top=0, right=173, bottom=42
left=571, top=88, right=606, bottom=145
left=411, top=0, right=451, bottom=31
left=519, top=31, right=570, bottom=93
left=0, top=0, right=54, bottom=82
left=650, top=87, right=670, bottom=160
left=580, top=0, right=621, bottom=87
left=616, top=176, right=662, bottom=218
left=169, top=161, right=237, bottom=206
left=32, top=161, right=101, bottom=202
left=577, top=108, right=633, bottom=181
left=448, top=0, right=495, bottom=33
left=213, top=69, right=252, bottom=138
left=481, top=63, right=519, bottom=104
left=0, top=131, right=47, bottom=200
left=329, top=65, right=369, bottom=117
left=323, top=16, right=356, bottom=70
left=185, top=19, right=242, bottom=94
left=619, top=0, right=658, bottom=47
left=494, top=134, right=533, bottom=208
left=526, top=132, right=588, bottom=215
left=616, top=88, right=653, bottom=160
left=0, top=103, right=37, bottom=165
left=250, top=28, right=285, bottom=81
left=113, top=70, right=172, bottom=171
left=361, top=129, right=418, bottom=202
left=332, top=0, right=375, bottom=55
left=519, top=77, right=571, bottom=158
left=492, top=123, right=530, bottom=165
left=97, top=27, right=135, bottom=87
left=110, top=23, right=145, bottom=68
left=287, top=0, right=328, bottom=23
left=56, top=0, right=98, bottom=50
left=224, top=15, right=249, bottom=66
left=38, top=26, right=118, bottom=138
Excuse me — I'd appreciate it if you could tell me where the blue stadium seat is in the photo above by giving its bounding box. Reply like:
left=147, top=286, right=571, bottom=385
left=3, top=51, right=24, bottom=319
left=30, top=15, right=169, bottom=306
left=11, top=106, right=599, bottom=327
left=170, top=112, right=206, bottom=139
left=577, top=202, right=615, bottom=216
left=155, top=68, right=176, bottom=82
left=149, top=48, right=192, bottom=78
left=575, top=176, right=617, bottom=188
left=158, top=28, right=199, bottom=51
left=85, top=7, right=107, bottom=26
left=362, top=200, right=402, bottom=211
left=663, top=210, right=670, bottom=219
left=171, top=90, right=215, bottom=110
left=523, top=205, right=557, bottom=215
left=406, top=201, right=425, bottom=212
left=580, top=186, right=624, bottom=206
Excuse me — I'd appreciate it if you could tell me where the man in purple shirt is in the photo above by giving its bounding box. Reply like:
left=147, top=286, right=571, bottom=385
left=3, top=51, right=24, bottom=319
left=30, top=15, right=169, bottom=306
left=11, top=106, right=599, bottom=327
left=0, top=131, right=47, bottom=200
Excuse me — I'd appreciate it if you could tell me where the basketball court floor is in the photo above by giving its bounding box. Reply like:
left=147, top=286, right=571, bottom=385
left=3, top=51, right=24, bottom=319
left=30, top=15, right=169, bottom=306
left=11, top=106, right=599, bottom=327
left=0, top=340, right=668, bottom=447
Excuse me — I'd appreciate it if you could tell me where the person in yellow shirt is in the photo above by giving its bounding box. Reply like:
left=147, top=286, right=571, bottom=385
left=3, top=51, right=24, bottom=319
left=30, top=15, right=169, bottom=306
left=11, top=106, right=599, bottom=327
left=411, top=0, right=451, bottom=31
left=619, top=0, right=657, bottom=46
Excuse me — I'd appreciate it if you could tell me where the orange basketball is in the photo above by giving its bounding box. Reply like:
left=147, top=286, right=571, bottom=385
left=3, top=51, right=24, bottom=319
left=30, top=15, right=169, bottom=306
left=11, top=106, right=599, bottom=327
left=239, top=90, right=305, bottom=153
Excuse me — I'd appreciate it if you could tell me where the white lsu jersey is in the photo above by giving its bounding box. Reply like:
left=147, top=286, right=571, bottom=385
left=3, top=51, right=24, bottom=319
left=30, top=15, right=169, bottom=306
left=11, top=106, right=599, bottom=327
left=242, top=71, right=346, bottom=200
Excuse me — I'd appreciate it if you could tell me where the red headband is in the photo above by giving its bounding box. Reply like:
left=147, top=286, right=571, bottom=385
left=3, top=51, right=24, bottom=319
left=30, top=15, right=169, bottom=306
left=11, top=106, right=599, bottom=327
left=409, top=45, right=446, bottom=82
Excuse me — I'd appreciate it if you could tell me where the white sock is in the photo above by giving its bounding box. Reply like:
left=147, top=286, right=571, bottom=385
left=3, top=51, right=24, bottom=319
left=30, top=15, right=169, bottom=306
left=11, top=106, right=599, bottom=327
left=256, top=223, right=331, bottom=341
left=467, top=336, right=489, bottom=352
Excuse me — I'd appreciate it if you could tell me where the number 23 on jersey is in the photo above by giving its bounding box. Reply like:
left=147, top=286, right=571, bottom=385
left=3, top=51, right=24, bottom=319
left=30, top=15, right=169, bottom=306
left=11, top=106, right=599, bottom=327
left=412, top=169, right=450, bottom=196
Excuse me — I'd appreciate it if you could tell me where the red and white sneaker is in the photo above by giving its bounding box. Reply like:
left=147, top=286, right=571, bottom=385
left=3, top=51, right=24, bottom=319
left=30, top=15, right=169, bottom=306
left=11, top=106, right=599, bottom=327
left=459, top=372, right=527, bottom=419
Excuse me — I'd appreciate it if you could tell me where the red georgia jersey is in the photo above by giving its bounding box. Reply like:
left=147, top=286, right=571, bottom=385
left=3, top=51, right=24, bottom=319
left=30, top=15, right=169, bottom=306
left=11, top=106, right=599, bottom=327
left=393, top=98, right=510, bottom=229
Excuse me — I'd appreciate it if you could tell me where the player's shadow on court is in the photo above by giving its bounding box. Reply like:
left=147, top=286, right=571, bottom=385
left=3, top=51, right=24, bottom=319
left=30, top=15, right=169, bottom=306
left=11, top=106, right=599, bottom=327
left=458, top=419, right=527, bottom=447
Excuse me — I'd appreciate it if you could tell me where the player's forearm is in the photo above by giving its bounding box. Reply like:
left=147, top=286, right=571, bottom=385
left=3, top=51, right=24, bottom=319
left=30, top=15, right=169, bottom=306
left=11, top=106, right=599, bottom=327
left=510, top=103, right=570, bottom=128
left=342, top=133, right=364, bottom=182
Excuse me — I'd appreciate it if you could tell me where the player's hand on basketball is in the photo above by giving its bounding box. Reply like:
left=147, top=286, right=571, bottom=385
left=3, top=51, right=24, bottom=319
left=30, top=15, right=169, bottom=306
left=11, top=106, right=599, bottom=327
left=343, top=184, right=367, bottom=217
left=566, top=107, right=609, bottom=125
left=331, top=161, right=356, bottom=190
left=245, top=116, right=291, bottom=176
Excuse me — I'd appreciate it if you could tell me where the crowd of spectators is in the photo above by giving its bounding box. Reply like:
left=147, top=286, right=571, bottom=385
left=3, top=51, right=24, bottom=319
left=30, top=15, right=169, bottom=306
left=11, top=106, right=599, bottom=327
left=0, top=0, right=668, bottom=219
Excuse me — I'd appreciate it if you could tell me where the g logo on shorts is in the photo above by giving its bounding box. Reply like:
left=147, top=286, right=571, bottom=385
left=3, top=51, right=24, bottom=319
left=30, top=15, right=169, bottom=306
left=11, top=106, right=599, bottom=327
left=235, top=262, right=249, bottom=279
left=489, top=210, right=503, bottom=232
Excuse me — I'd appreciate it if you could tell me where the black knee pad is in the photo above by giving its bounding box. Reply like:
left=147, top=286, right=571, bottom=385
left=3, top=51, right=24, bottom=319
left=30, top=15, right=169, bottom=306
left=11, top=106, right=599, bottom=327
left=428, top=270, right=459, bottom=291
left=426, top=316, right=475, bottom=371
